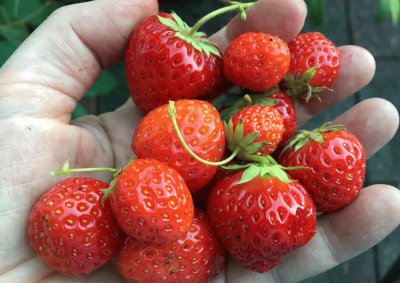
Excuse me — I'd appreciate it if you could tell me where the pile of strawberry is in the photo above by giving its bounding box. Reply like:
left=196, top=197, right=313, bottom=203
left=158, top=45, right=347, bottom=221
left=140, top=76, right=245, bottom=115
left=27, top=2, right=366, bottom=282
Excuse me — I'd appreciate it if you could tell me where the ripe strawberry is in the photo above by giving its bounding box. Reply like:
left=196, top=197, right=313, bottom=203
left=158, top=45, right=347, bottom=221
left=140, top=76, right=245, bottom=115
left=27, top=178, right=123, bottom=275
left=284, top=32, right=340, bottom=101
left=223, top=32, right=290, bottom=92
left=125, top=12, right=223, bottom=112
left=132, top=100, right=225, bottom=193
left=278, top=123, right=366, bottom=212
left=220, top=88, right=296, bottom=151
left=116, top=209, right=226, bottom=283
left=207, top=160, right=317, bottom=272
left=227, top=105, right=284, bottom=157
left=109, top=159, right=194, bottom=243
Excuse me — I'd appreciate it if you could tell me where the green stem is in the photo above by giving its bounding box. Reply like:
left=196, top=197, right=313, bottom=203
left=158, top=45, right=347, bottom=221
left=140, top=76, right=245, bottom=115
left=168, top=101, right=240, bottom=166
left=189, top=1, right=254, bottom=37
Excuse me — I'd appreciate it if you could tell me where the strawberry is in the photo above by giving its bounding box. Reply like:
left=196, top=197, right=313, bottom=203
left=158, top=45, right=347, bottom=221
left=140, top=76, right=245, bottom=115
left=132, top=100, right=226, bottom=193
left=220, top=88, right=296, bottom=151
left=108, top=159, right=194, bottom=244
left=284, top=32, right=341, bottom=101
left=27, top=178, right=123, bottom=275
left=227, top=105, right=284, bottom=158
left=278, top=123, right=366, bottom=212
left=207, top=158, right=317, bottom=272
left=125, top=12, right=223, bottom=112
left=116, top=209, right=226, bottom=283
left=223, top=32, right=290, bottom=92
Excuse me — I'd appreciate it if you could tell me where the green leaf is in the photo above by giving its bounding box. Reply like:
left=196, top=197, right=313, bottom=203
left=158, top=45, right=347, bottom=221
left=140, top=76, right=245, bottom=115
left=157, top=15, right=179, bottom=32
left=389, top=0, right=400, bottom=25
left=200, top=41, right=221, bottom=57
left=221, top=163, right=250, bottom=171
left=0, top=41, right=16, bottom=66
left=3, top=0, right=41, bottom=19
left=72, top=103, right=87, bottom=119
left=239, top=132, right=260, bottom=147
left=237, top=165, right=260, bottom=184
left=307, top=0, right=325, bottom=26
left=1, top=24, right=29, bottom=44
left=85, top=70, right=119, bottom=98
left=376, top=0, right=390, bottom=22
left=170, top=11, right=188, bottom=31
left=27, top=1, right=60, bottom=27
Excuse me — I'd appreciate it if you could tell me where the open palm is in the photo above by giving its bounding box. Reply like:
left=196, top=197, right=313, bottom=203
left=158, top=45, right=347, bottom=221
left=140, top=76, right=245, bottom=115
left=0, top=0, right=399, bottom=282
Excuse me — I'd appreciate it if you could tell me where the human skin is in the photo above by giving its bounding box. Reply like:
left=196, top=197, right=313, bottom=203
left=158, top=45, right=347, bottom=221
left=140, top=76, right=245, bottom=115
left=0, top=0, right=399, bottom=282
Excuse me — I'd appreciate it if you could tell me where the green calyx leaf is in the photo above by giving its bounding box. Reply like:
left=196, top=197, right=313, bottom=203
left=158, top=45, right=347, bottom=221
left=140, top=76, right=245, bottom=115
left=280, top=121, right=347, bottom=156
left=225, top=119, right=269, bottom=161
left=283, top=67, right=332, bottom=102
left=158, top=12, right=221, bottom=58
left=219, top=88, right=279, bottom=122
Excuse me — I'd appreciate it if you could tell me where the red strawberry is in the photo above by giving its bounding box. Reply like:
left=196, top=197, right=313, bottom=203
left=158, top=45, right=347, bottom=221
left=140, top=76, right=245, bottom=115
left=227, top=105, right=284, bottom=157
left=27, top=178, right=123, bottom=275
left=125, top=12, right=223, bottom=112
left=132, top=100, right=226, bottom=193
left=207, top=160, right=317, bottom=272
left=278, top=123, right=366, bottom=212
left=109, top=159, right=194, bottom=243
left=223, top=32, right=290, bottom=92
left=116, top=209, right=226, bottom=283
left=284, top=32, right=340, bottom=101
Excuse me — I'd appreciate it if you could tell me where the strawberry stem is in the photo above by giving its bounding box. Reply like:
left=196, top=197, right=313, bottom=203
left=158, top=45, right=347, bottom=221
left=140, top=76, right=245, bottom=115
left=168, top=101, right=240, bottom=166
left=50, top=161, right=117, bottom=176
left=189, top=1, right=254, bottom=37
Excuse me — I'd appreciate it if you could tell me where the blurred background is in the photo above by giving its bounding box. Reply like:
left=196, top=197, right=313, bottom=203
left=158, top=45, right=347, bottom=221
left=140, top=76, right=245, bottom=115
left=0, top=0, right=399, bottom=282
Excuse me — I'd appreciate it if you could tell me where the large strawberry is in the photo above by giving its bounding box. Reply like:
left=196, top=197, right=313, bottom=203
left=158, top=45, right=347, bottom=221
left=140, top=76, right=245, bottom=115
left=132, top=100, right=226, bottom=193
left=284, top=32, right=341, bottom=101
left=125, top=2, right=254, bottom=112
left=116, top=209, right=226, bottom=283
left=223, top=32, right=290, bottom=92
left=278, top=123, right=366, bottom=212
left=207, top=157, right=317, bottom=273
left=108, top=159, right=194, bottom=244
left=27, top=178, right=123, bottom=275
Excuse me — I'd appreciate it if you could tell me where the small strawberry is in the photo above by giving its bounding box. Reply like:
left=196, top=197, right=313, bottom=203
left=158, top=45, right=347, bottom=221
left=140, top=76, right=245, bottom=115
left=27, top=178, right=123, bottom=275
left=207, top=157, right=317, bottom=273
left=220, top=88, right=296, bottom=150
left=223, top=32, right=290, bottom=92
left=227, top=105, right=284, bottom=157
left=278, top=123, right=366, bottom=212
left=283, top=32, right=341, bottom=101
left=132, top=100, right=226, bottom=193
left=125, top=2, right=254, bottom=112
left=108, top=159, right=194, bottom=244
left=116, top=209, right=226, bottom=283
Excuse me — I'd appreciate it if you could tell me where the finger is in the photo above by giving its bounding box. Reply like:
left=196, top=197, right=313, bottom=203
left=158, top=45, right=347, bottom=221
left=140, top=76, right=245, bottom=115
left=332, top=98, right=399, bottom=158
left=296, top=45, right=376, bottom=126
left=209, top=0, right=307, bottom=52
left=226, top=185, right=400, bottom=283
left=0, top=0, right=158, bottom=120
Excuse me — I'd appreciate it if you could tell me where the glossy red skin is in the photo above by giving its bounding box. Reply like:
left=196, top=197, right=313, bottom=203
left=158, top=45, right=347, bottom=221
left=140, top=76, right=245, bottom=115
left=110, top=159, right=194, bottom=244
left=223, top=32, right=290, bottom=92
left=116, top=210, right=226, bottom=283
left=125, top=13, right=223, bottom=112
left=288, top=32, right=340, bottom=88
left=207, top=173, right=316, bottom=273
left=231, top=105, right=284, bottom=156
left=28, top=178, right=123, bottom=275
left=279, top=131, right=366, bottom=212
left=132, top=100, right=226, bottom=193
left=269, top=90, right=296, bottom=149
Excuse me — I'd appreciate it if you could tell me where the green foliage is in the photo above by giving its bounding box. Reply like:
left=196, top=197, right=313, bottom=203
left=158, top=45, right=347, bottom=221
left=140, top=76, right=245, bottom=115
left=307, top=0, right=325, bottom=26
left=0, top=0, right=120, bottom=119
left=376, top=0, right=400, bottom=25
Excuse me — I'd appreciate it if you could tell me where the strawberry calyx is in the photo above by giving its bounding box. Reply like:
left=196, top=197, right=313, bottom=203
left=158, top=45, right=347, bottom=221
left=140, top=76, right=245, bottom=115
left=282, top=67, right=332, bottom=102
left=280, top=122, right=346, bottom=156
left=222, top=155, right=305, bottom=184
left=219, top=87, right=278, bottom=121
left=158, top=1, right=254, bottom=57
left=225, top=118, right=270, bottom=161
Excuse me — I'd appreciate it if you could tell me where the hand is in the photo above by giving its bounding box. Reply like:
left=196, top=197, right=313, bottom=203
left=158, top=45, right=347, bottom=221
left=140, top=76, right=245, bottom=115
left=0, top=0, right=398, bottom=282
